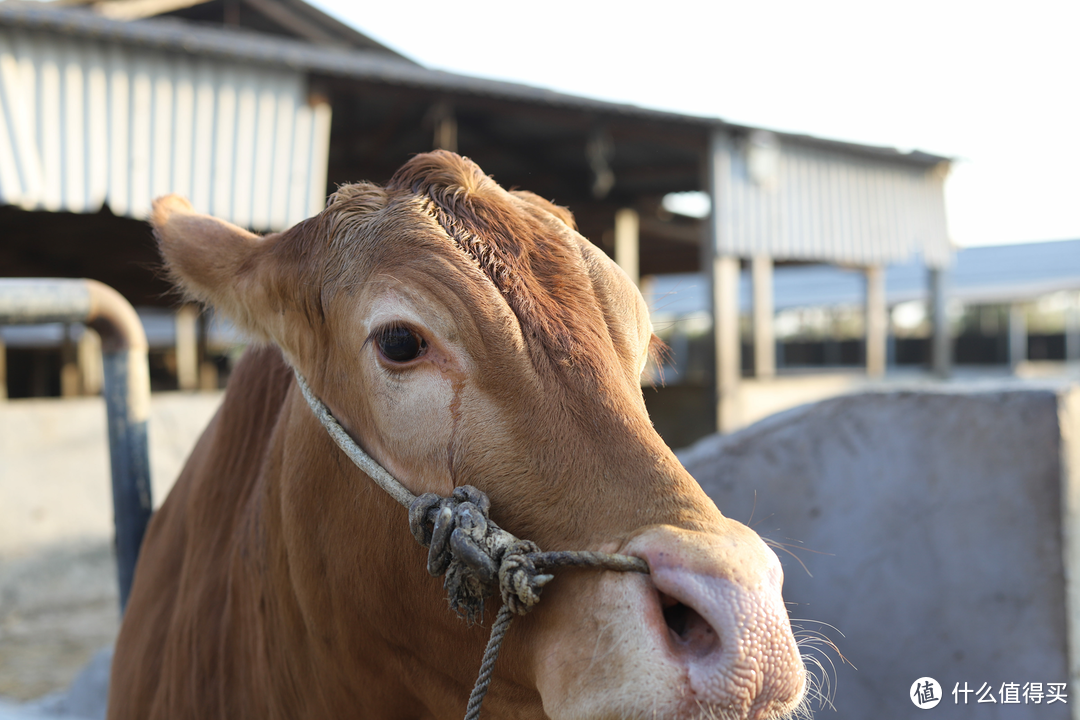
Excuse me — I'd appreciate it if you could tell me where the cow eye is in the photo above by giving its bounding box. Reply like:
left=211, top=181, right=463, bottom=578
left=376, top=326, right=426, bottom=363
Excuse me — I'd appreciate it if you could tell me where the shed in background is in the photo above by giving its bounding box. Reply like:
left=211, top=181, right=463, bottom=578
left=0, top=0, right=959, bottom=442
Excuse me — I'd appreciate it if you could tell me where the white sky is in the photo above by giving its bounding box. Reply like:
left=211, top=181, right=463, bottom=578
left=309, top=0, right=1079, bottom=248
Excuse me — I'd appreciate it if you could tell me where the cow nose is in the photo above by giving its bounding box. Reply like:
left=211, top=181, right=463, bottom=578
left=657, top=587, right=720, bottom=657
left=626, top=525, right=806, bottom=719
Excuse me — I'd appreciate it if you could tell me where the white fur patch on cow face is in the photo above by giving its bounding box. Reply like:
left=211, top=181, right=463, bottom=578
left=321, top=275, right=513, bottom=501
left=341, top=289, right=463, bottom=498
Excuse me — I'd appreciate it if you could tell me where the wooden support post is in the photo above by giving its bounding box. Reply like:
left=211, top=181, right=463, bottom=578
left=60, top=323, right=80, bottom=397
left=78, top=327, right=103, bottom=395
left=751, top=255, right=774, bottom=379
left=714, top=255, right=741, bottom=432
left=432, top=102, right=457, bottom=154
left=614, top=208, right=640, bottom=287
left=865, top=265, right=886, bottom=378
left=1009, top=302, right=1027, bottom=371
left=706, top=128, right=740, bottom=433
left=0, top=334, right=6, bottom=401
left=198, top=310, right=218, bottom=391
left=176, top=304, right=199, bottom=391
left=929, top=268, right=952, bottom=378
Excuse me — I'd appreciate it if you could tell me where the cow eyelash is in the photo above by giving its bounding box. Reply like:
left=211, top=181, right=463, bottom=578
left=372, top=323, right=428, bottom=365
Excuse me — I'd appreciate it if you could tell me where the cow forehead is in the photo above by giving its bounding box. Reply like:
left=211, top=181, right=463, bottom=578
left=321, top=204, right=515, bottom=349
left=318, top=175, right=632, bottom=384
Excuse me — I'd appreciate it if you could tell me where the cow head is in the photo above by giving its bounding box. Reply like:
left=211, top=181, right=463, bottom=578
left=151, top=151, right=807, bottom=720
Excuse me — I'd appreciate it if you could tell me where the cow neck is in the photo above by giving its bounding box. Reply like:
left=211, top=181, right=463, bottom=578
left=291, top=368, right=648, bottom=720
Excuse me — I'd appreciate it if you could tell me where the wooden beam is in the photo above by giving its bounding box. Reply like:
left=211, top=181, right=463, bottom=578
left=602, top=163, right=702, bottom=189
left=93, top=0, right=207, bottom=20
left=242, top=0, right=344, bottom=45
left=638, top=217, right=702, bottom=246
left=614, top=208, right=640, bottom=286
left=865, top=265, right=886, bottom=378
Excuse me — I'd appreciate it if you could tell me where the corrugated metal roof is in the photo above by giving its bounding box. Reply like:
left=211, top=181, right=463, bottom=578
left=62, top=0, right=418, bottom=60
left=710, top=130, right=952, bottom=268
left=0, top=4, right=714, bottom=123
left=647, top=239, right=1080, bottom=317
left=0, top=3, right=950, bottom=169
left=0, top=21, right=331, bottom=229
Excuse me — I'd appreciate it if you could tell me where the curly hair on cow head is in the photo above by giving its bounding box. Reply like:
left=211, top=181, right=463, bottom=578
left=386, top=151, right=611, bottom=375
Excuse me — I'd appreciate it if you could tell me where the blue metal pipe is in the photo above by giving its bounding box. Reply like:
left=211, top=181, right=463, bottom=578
left=0, top=278, right=152, bottom=613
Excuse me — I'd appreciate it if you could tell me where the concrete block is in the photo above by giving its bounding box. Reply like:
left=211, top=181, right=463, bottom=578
left=680, top=385, right=1080, bottom=719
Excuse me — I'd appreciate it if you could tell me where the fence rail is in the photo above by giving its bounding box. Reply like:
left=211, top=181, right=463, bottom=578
left=0, top=277, right=152, bottom=612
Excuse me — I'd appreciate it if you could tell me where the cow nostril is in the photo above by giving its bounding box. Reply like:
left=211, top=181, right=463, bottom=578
left=660, top=593, right=689, bottom=636
left=659, top=591, right=720, bottom=657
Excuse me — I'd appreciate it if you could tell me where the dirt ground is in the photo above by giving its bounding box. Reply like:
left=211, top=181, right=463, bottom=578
left=0, top=542, right=118, bottom=701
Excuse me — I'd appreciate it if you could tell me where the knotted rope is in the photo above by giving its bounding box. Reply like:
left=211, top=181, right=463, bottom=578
left=294, top=371, right=649, bottom=720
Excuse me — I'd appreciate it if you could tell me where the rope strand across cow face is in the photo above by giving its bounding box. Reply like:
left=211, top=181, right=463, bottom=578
left=292, top=369, right=648, bottom=720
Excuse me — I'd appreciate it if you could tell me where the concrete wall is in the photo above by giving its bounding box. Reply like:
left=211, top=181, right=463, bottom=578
left=0, top=392, right=223, bottom=557
left=680, top=384, right=1080, bottom=719
left=0, top=392, right=223, bottom=705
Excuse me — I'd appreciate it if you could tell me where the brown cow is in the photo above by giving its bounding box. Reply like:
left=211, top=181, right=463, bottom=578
left=109, top=151, right=807, bottom=720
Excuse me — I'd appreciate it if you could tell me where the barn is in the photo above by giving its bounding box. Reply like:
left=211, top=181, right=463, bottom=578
left=1, top=0, right=952, bottom=438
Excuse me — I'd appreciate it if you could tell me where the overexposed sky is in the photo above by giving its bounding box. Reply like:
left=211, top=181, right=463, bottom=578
left=310, top=0, right=1079, bottom=248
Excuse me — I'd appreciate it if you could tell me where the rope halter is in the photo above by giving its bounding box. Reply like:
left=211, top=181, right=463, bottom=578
left=293, top=370, right=649, bottom=719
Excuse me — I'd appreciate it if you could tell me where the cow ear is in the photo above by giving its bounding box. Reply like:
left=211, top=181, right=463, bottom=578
left=151, top=195, right=284, bottom=342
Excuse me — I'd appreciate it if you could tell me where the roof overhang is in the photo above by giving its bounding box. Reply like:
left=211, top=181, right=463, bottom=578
left=0, top=3, right=950, bottom=168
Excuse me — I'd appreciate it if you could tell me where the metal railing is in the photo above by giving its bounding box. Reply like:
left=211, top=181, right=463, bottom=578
left=0, top=278, right=152, bottom=613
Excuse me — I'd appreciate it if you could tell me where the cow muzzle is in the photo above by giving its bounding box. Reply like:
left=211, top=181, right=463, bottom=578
left=631, top=524, right=806, bottom=719
left=533, top=523, right=805, bottom=720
